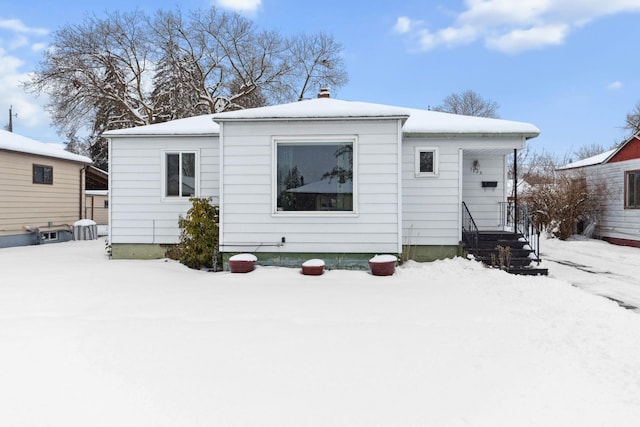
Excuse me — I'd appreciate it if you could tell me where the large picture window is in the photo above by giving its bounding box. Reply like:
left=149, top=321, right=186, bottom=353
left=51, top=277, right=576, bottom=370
left=165, top=152, right=196, bottom=198
left=275, top=139, right=354, bottom=213
left=33, top=164, right=53, bottom=184
left=626, top=170, right=640, bottom=209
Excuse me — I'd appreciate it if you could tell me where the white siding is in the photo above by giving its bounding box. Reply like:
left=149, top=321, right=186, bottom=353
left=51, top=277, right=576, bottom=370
left=109, top=135, right=219, bottom=244
left=402, top=136, right=522, bottom=245
left=462, top=154, right=507, bottom=229
left=220, top=119, right=402, bottom=254
left=402, top=138, right=461, bottom=246
left=586, top=159, right=640, bottom=243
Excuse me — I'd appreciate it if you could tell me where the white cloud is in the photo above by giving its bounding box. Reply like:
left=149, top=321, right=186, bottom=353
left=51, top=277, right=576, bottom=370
left=486, top=23, right=569, bottom=53
left=9, top=35, right=29, bottom=50
left=394, top=16, right=412, bottom=34
left=0, top=48, right=54, bottom=134
left=607, top=81, right=623, bottom=90
left=394, top=0, right=640, bottom=53
left=215, top=0, right=262, bottom=12
left=0, top=18, right=48, bottom=35
left=31, top=42, right=47, bottom=52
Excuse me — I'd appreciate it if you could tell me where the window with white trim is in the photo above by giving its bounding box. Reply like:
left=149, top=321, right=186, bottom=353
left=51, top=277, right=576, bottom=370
left=165, top=152, right=197, bottom=198
left=415, top=147, right=438, bottom=177
left=626, top=170, right=640, bottom=209
left=41, top=231, right=58, bottom=241
left=275, top=139, right=354, bottom=213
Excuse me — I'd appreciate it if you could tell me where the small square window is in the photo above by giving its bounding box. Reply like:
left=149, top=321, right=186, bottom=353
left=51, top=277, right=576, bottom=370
left=415, top=147, right=438, bottom=177
left=41, top=231, right=58, bottom=241
left=33, top=164, right=53, bottom=184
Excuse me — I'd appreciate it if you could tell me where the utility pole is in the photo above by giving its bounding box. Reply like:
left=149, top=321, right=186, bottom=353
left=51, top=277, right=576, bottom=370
left=8, top=106, right=17, bottom=132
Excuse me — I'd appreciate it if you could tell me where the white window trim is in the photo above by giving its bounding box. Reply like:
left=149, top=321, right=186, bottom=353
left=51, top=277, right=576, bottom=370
left=161, top=150, right=200, bottom=202
left=415, top=146, right=439, bottom=177
left=272, top=136, right=358, bottom=217
left=41, top=231, right=58, bottom=241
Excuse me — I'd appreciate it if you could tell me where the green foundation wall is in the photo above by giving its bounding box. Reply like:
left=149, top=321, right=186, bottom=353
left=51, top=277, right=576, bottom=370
left=401, top=245, right=463, bottom=262
left=222, top=252, right=388, bottom=271
left=111, top=244, right=169, bottom=260
left=111, top=243, right=464, bottom=267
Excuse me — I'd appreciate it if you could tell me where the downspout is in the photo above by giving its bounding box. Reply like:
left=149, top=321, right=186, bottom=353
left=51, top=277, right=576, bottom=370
left=396, top=119, right=403, bottom=255
left=79, top=166, right=86, bottom=219
left=513, top=148, right=518, bottom=228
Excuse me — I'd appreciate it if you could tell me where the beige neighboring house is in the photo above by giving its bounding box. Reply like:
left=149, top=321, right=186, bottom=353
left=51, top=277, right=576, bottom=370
left=0, top=129, right=92, bottom=248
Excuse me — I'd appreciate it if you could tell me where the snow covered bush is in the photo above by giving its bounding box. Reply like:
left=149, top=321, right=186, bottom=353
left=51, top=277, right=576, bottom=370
left=521, top=169, right=607, bottom=240
left=168, top=197, right=220, bottom=270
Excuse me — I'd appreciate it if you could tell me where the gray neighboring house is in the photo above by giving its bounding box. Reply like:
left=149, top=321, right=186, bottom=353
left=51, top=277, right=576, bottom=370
left=105, top=95, right=539, bottom=267
left=559, top=133, right=640, bottom=248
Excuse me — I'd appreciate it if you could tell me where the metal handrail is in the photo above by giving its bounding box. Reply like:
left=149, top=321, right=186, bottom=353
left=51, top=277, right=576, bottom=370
left=462, top=202, right=479, bottom=251
left=500, top=202, right=541, bottom=263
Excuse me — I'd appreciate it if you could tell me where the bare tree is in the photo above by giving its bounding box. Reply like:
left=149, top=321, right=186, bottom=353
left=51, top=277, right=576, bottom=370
left=624, top=101, right=640, bottom=135
left=25, top=6, right=349, bottom=145
left=433, top=90, right=499, bottom=118
left=287, top=32, right=348, bottom=101
left=519, top=152, right=608, bottom=240
left=573, top=143, right=608, bottom=161
left=27, top=10, right=155, bottom=133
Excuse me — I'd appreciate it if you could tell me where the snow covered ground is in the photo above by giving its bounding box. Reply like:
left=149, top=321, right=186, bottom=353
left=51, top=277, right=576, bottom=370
left=540, top=235, right=640, bottom=312
left=1, top=237, right=640, bottom=427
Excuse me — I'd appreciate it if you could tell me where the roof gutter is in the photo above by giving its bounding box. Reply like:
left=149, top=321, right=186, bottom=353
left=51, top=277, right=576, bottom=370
left=403, top=131, right=540, bottom=139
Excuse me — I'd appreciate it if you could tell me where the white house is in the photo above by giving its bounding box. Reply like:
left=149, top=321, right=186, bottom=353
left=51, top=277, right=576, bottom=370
left=105, top=95, right=539, bottom=267
left=559, top=133, right=640, bottom=248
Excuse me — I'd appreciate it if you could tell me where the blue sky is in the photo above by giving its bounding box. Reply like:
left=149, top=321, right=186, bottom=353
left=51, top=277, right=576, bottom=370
left=1, top=0, right=640, bottom=159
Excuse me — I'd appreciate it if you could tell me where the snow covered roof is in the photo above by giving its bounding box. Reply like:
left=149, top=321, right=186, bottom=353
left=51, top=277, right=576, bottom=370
left=0, top=129, right=92, bottom=163
left=213, top=98, right=411, bottom=121
left=403, top=108, right=540, bottom=137
left=104, top=114, right=220, bottom=137
left=557, top=148, right=617, bottom=170
left=104, top=98, right=540, bottom=138
left=286, top=178, right=353, bottom=194
left=213, top=98, right=539, bottom=137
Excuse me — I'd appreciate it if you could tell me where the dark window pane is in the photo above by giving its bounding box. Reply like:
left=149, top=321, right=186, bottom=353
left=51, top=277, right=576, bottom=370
left=633, top=173, right=640, bottom=208
left=33, top=165, right=53, bottom=184
left=420, top=151, right=434, bottom=173
left=182, top=153, right=195, bottom=196
left=166, top=154, right=180, bottom=196
left=277, top=142, right=353, bottom=212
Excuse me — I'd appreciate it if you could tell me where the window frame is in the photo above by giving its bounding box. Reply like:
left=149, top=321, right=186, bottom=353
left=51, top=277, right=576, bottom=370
left=414, top=147, right=439, bottom=178
left=272, top=136, right=358, bottom=217
left=161, top=150, right=199, bottom=201
left=624, top=169, right=640, bottom=209
left=41, top=231, right=58, bottom=241
left=33, top=164, right=53, bottom=185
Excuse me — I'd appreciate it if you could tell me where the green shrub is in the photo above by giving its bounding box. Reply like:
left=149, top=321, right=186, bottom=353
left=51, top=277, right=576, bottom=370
left=170, top=197, right=220, bottom=270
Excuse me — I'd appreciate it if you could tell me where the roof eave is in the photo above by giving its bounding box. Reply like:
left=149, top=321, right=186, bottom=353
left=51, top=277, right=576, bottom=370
left=403, top=131, right=540, bottom=139
left=213, top=115, right=410, bottom=123
left=104, top=131, right=219, bottom=138
left=0, top=147, right=92, bottom=164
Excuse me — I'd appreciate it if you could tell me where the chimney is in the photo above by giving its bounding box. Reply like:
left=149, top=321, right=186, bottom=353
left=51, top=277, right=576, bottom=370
left=317, top=87, right=330, bottom=98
